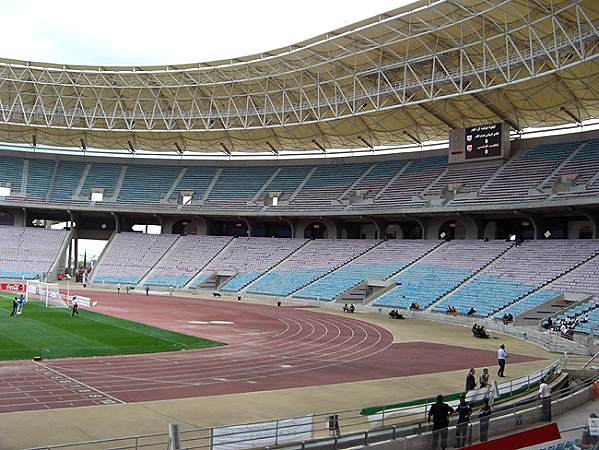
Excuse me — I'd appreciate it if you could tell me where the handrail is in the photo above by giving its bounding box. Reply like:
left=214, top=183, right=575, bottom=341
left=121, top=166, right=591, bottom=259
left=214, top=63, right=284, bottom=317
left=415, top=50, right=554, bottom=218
left=23, top=359, right=567, bottom=450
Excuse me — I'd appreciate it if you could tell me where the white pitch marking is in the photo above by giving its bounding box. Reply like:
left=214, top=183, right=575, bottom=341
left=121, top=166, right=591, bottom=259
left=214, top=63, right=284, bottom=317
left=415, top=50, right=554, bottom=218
left=209, top=321, right=234, bottom=325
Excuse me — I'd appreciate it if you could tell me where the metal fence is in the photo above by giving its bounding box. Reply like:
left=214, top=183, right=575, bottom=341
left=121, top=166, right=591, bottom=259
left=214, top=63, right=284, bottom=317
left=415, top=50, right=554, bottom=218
left=25, top=358, right=582, bottom=450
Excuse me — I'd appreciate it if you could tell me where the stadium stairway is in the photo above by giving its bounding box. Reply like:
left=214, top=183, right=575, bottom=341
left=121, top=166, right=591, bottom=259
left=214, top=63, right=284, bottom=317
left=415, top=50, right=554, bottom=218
left=231, top=239, right=313, bottom=293
left=535, top=141, right=587, bottom=191
left=362, top=241, right=450, bottom=306
left=245, top=240, right=383, bottom=298
left=373, top=162, right=412, bottom=201
left=421, top=241, right=517, bottom=312
left=52, top=227, right=74, bottom=280
left=89, top=232, right=117, bottom=283
left=181, top=236, right=235, bottom=288
left=490, top=250, right=599, bottom=319
left=325, top=240, right=447, bottom=305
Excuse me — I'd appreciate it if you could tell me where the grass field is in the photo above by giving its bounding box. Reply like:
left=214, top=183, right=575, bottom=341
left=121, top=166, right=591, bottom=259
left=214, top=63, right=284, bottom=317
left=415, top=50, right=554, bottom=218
left=0, top=292, right=223, bottom=360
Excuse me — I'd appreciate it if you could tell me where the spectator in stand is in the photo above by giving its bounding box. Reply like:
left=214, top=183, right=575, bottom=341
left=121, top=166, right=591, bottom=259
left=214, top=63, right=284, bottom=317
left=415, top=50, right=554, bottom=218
left=467, top=307, right=476, bottom=316
left=465, top=368, right=477, bottom=391
left=479, top=368, right=490, bottom=388
left=576, top=414, right=599, bottom=448
left=455, top=394, right=473, bottom=448
left=497, top=344, right=508, bottom=377
left=478, top=398, right=492, bottom=442
left=428, top=394, right=454, bottom=450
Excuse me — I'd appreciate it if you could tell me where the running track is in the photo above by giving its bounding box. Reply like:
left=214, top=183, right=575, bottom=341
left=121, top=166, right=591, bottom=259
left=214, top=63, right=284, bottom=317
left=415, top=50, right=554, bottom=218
left=0, top=292, right=540, bottom=413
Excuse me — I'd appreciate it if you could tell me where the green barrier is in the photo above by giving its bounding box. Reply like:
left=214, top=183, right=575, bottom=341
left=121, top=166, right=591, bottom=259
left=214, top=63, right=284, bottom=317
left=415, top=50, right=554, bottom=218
left=360, top=364, right=559, bottom=416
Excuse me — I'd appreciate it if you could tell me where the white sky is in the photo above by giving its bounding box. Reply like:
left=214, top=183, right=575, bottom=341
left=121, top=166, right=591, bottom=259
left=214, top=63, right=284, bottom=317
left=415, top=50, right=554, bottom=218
left=1, top=0, right=412, bottom=66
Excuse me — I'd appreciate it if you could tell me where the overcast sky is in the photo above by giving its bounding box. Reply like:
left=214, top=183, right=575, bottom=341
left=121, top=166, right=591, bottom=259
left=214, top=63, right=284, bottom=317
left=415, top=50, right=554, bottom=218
left=1, top=0, right=412, bottom=66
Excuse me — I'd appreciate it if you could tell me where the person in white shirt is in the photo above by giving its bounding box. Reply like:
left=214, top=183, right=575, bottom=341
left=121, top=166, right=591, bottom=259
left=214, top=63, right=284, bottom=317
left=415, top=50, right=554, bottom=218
left=497, top=344, right=508, bottom=377
left=539, top=378, right=551, bottom=421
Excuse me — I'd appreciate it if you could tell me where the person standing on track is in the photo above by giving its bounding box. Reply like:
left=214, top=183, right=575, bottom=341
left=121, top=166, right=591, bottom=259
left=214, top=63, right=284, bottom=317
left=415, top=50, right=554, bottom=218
left=117, top=283, right=121, bottom=294
left=145, top=284, right=150, bottom=296
left=497, top=344, right=508, bottom=377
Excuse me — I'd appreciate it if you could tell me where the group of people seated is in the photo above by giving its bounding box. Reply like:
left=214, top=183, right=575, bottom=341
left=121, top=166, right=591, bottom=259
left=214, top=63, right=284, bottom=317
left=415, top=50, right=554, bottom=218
left=409, top=302, right=421, bottom=311
left=342, top=304, right=355, bottom=313
left=446, top=305, right=458, bottom=316
left=501, top=313, right=514, bottom=325
left=388, top=310, right=404, bottom=320
left=472, top=323, right=490, bottom=339
left=543, top=314, right=586, bottom=340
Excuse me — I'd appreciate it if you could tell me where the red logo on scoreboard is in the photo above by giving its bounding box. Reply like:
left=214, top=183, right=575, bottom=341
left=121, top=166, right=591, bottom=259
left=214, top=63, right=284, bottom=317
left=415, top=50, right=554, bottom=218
left=466, top=144, right=473, bottom=152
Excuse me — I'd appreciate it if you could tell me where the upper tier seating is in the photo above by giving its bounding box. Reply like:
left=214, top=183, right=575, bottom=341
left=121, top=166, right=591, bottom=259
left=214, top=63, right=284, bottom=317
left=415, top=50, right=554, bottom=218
left=0, top=226, right=67, bottom=279
left=50, top=161, right=87, bottom=201
left=27, top=159, right=54, bottom=199
left=209, top=238, right=308, bottom=291
left=0, top=157, right=23, bottom=194
left=206, top=167, right=276, bottom=206
left=92, top=232, right=178, bottom=284
left=1, top=136, right=599, bottom=211
left=144, top=235, right=232, bottom=287
left=80, top=163, right=122, bottom=200
left=344, top=160, right=407, bottom=202
left=259, top=166, right=312, bottom=202
left=549, top=139, right=599, bottom=199
left=374, top=240, right=513, bottom=309
left=290, top=163, right=371, bottom=208
left=170, top=166, right=218, bottom=202
left=434, top=240, right=599, bottom=317
left=373, top=156, right=448, bottom=208
left=456, top=141, right=580, bottom=205
left=294, top=240, right=442, bottom=300
left=247, top=239, right=378, bottom=297
left=118, top=165, right=180, bottom=203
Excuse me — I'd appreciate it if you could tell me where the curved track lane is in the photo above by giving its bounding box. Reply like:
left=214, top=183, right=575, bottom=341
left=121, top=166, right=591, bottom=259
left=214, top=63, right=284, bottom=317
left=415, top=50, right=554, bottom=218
left=0, top=293, right=540, bottom=413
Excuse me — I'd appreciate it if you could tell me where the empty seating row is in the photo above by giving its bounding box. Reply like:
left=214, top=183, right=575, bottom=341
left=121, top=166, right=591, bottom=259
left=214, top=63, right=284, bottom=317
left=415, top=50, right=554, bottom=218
left=1, top=137, right=597, bottom=209
left=294, top=240, right=441, bottom=300
left=246, top=239, right=378, bottom=297
left=0, top=225, right=67, bottom=279
left=374, top=240, right=512, bottom=309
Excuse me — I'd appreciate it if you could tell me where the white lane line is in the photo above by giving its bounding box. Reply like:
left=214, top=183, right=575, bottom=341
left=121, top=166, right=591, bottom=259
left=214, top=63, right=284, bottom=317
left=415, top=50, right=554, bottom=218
left=33, top=361, right=126, bottom=405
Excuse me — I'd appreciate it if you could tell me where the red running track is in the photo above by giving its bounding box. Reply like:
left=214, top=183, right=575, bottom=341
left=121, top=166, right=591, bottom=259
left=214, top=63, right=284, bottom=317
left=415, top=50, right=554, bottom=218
left=0, top=292, right=540, bottom=413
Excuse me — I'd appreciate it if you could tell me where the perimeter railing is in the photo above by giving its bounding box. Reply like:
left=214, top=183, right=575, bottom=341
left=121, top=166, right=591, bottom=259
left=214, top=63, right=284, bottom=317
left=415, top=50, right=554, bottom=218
left=24, top=357, right=590, bottom=450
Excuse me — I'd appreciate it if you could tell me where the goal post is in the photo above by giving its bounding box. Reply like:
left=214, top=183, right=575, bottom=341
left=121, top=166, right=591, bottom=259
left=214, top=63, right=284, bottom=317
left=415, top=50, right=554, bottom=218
left=25, top=281, right=68, bottom=308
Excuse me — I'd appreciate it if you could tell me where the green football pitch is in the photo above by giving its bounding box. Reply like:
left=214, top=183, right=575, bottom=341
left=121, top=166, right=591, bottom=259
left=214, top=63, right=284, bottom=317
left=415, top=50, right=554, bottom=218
left=0, top=292, right=223, bottom=360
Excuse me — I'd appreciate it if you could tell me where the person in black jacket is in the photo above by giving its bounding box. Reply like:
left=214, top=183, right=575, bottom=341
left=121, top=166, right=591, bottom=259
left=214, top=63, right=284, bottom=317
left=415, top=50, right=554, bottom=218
left=428, top=395, right=454, bottom=449
left=479, top=398, right=492, bottom=442
left=465, top=368, right=477, bottom=391
left=455, top=394, right=473, bottom=448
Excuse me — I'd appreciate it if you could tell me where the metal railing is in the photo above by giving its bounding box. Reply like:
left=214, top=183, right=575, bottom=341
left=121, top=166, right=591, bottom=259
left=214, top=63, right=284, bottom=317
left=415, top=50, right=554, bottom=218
left=25, top=359, right=574, bottom=450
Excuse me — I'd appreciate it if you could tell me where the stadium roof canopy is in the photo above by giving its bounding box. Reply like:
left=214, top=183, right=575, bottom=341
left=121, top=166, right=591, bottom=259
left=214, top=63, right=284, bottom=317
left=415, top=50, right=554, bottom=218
left=0, top=0, right=598, bottom=155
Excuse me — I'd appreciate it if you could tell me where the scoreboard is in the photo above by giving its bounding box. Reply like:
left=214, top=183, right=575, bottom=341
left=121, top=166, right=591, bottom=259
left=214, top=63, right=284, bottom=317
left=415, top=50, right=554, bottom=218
left=464, top=123, right=503, bottom=159
left=448, top=122, right=511, bottom=164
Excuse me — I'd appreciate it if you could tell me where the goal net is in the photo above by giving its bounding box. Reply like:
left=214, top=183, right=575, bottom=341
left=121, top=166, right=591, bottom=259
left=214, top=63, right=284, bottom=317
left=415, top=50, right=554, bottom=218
left=26, top=281, right=68, bottom=308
